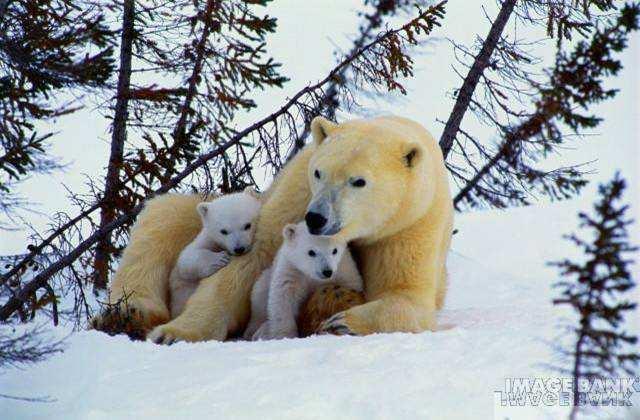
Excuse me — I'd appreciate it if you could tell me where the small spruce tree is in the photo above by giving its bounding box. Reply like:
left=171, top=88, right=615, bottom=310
left=550, top=173, right=639, bottom=420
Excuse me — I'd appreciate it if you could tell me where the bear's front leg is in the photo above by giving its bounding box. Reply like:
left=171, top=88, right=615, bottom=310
left=317, top=291, right=437, bottom=336
left=148, top=255, right=262, bottom=344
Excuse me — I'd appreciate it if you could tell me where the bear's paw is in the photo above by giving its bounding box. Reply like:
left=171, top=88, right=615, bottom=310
left=316, top=311, right=356, bottom=336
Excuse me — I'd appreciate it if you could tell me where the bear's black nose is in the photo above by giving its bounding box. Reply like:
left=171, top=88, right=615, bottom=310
left=322, top=269, right=333, bottom=278
left=234, top=246, right=246, bottom=255
left=305, top=211, right=327, bottom=233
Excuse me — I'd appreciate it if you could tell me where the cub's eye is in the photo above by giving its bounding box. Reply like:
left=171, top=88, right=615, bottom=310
left=220, top=229, right=229, bottom=235
left=244, top=223, right=251, bottom=231
left=314, top=169, right=321, bottom=179
left=308, top=250, right=316, bottom=257
left=350, top=178, right=366, bottom=188
left=332, top=248, right=338, bottom=255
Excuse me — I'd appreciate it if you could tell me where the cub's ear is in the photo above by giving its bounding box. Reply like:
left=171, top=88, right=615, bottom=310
left=282, top=224, right=297, bottom=241
left=243, top=186, right=261, bottom=200
left=196, top=202, right=210, bottom=219
left=402, top=143, right=423, bottom=168
left=311, top=116, right=338, bottom=146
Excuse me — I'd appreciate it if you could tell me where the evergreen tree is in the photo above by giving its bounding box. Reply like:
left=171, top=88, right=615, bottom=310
left=0, top=0, right=114, bottom=228
left=550, top=173, right=639, bottom=420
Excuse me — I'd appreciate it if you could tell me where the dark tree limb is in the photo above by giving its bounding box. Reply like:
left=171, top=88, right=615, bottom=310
left=93, top=0, right=135, bottom=292
left=438, top=0, right=517, bottom=159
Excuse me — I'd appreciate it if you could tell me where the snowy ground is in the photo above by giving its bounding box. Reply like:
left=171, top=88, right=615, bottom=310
left=2, top=200, right=638, bottom=420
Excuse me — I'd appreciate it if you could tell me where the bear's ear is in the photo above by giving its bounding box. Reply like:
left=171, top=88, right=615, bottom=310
left=196, top=202, right=210, bottom=220
left=282, top=224, right=297, bottom=241
left=402, top=143, right=423, bottom=168
left=311, top=116, right=338, bottom=146
left=243, top=186, right=261, bottom=200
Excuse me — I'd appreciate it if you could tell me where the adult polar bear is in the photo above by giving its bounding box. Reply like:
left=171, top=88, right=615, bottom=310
left=95, top=116, right=453, bottom=343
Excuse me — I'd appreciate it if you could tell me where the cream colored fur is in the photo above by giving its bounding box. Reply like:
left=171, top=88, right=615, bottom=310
left=97, top=115, right=452, bottom=343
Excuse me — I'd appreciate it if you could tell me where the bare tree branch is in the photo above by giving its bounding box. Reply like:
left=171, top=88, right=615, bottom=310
left=439, top=0, right=517, bottom=159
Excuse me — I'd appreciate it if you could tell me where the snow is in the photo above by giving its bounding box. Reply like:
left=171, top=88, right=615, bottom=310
left=2, top=201, right=638, bottom=420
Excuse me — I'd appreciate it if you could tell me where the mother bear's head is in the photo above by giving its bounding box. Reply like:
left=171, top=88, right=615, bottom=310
left=304, top=116, right=441, bottom=244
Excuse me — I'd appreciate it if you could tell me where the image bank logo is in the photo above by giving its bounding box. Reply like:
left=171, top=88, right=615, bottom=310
left=495, top=377, right=640, bottom=408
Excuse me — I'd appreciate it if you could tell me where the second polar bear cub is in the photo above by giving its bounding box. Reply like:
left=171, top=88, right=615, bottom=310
left=169, top=187, right=261, bottom=317
left=244, top=222, right=362, bottom=340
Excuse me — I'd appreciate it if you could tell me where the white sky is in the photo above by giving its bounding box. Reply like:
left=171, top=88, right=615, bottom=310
left=2, top=0, right=638, bottom=257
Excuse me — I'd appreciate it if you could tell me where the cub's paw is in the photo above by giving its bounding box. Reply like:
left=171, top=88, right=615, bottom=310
left=215, top=252, right=231, bottom=269
left=252, top=321, right=296, bottom=341
left=204, top=252, right=230, bottom=276
left=251, top=322, right=270, bottom=341
left=316, top=312, right=356, bottom=336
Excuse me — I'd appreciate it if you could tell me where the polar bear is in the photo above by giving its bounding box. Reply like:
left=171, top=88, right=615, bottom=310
left=93, top=116, right=453, bottom=343
left=243, top=222, right=362, bottom=341
left=168, top=188, right=261, bottom=317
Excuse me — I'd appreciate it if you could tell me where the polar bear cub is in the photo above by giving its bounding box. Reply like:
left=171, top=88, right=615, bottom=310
left=244, top=222, right=362, bottom=340
left=169, top=187, right=261, bottom=317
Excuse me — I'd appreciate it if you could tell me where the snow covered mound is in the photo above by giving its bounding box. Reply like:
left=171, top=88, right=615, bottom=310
left=2, top=203, right=638, bottom=420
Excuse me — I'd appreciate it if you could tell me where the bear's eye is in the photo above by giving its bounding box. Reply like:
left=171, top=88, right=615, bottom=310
left=314, top=169, right=321, bottom=180
left=308, top=250, right=316, bottom=257
left=350, top=178, right=366, bottom=188
left=220, top=229, right=229, bottom=235
left=244, top=223, right=251, bottom=231
left=332, top=248, right=338, bottom=255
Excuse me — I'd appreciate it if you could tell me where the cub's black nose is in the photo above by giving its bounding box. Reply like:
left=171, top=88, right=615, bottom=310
left=234, top=246, right=246, bottom=255
left=305, top=211, right=327, bottom=232
left=322, top=269, right=333, bottom=278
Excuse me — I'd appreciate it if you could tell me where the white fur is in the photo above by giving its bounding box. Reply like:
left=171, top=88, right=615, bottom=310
left=169, top=188, right=261, bottom=318
left=195, top=187, right=262, bottom=256
left=244, top=222, right=362, bottom=340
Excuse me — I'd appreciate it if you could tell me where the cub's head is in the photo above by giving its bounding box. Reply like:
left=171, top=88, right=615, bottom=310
left=305, top=116, right=434, bottom=243
left=281, top=222, right=348, bottom=282
left=196, top=187, right=262, bottom=256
